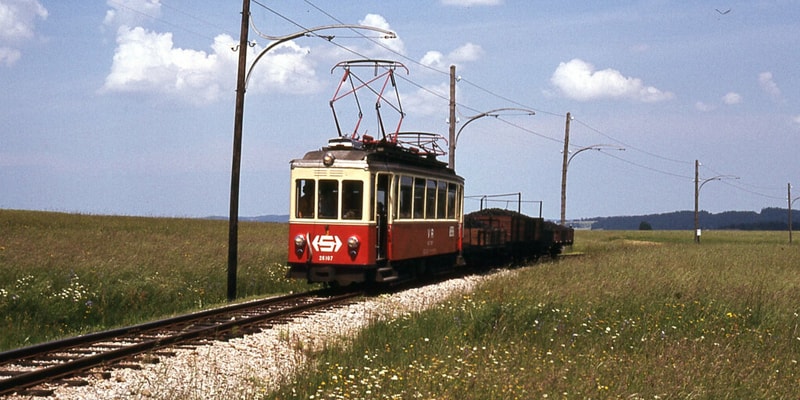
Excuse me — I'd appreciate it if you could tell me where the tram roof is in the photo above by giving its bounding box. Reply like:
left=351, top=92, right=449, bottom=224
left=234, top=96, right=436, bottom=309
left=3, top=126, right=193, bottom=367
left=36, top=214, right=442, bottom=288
left=291, top=136, right=463, bottom=181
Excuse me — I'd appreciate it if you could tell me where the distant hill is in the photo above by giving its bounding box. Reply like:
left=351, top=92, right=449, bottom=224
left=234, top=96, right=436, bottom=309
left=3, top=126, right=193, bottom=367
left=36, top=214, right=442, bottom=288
left=215, top=209, right=798, bottom=230
left=206, top=215, right=289, bottom=223
left=247, top=215, right=290, bottom=223
left=586, top=207, right=798, bottom=230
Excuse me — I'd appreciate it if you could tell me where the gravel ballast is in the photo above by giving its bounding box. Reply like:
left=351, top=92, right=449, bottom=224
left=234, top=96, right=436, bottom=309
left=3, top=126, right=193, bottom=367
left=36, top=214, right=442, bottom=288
left=28, top=273, right=500, bottom=399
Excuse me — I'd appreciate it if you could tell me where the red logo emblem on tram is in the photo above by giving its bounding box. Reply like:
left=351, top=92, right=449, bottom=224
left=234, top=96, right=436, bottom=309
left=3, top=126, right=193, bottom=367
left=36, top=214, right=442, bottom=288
left=311, top=235, right=342, bottom=253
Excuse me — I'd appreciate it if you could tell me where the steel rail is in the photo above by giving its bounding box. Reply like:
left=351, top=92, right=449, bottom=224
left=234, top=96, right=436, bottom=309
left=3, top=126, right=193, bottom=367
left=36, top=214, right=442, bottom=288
left=0, top=290, right=361, bottom=396
left=0, top=290, right=329, bottom=364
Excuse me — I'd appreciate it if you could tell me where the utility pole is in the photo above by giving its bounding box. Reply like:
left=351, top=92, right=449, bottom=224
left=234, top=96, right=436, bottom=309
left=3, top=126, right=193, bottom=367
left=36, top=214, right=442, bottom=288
left=560, top=112, right=571, bottom=226
left=790, top=183, right=794, bottom=244
left=448, top=65, right=456, bottom=169
left=694, top=163, right=738, bottom=244
left=694, top=159, right=700, bottom=243
left=227, top=0, right=250, bottom=301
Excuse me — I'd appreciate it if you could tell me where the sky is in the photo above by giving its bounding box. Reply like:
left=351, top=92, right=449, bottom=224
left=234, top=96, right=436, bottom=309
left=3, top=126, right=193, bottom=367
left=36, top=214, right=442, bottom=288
left=1, top=0, right=799, bottom=221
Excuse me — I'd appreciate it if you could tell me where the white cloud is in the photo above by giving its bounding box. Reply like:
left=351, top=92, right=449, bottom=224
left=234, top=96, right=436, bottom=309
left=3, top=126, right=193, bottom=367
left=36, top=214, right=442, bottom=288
left=100, top=1, right=231, bottom=104
left=0, top=0, right=47, bottom=66
left=441, top=0, right=503, bottom=6
left=99, top=8, right=407, bottom=105
left=420, top=42, right=484, bottom=69
left=758, top=71, right=782, bottom=101
left=402, top=82, right=449, bottom=117
left=0, top=46, right=20, bottom=65
left=793, top=115, right=800, bottom=127
left=243, top=40, right=324, bottom=95
left=420, top=51, right=444, bottom=69
left=695, top=101, right=716, bottom=112
left=0, top=0, right=47, bottom=40
left=722, top=92, right=742, bottom=105
left=550, top=58, right=674, bottom=103
left=101, top=5, right=326, bottom=104
left=449, top=42, right=483, bottom=62
left=359, top=13, right=405, bottom=55
left=101, top=27, right=240, bottom=105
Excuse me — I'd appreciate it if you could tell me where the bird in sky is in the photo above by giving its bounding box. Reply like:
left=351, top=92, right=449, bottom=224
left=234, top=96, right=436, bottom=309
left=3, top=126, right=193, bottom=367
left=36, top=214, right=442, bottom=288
left=715, top=8, right=731, bottom=15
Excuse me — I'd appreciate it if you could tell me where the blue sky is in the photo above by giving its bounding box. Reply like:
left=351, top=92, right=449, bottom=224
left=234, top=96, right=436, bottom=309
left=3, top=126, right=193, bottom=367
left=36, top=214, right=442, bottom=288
left=1, top=0, right=799, bottom=220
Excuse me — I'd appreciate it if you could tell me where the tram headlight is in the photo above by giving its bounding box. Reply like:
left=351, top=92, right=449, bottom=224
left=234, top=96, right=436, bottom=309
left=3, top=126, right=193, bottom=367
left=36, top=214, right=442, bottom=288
left=323, top=152, right=335, bottom=166
left=347, top=235, right=360, bottom=257
left=294, top=234, right=306, bottom=255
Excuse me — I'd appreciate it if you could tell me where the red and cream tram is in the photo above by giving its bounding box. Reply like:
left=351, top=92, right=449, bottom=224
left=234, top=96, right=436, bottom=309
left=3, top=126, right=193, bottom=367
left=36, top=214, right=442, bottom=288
left=284, top=59, right=574, bottom=285
left=287, top=134, right=464, bottom=285
left=286, top=60, right=464, bottom=285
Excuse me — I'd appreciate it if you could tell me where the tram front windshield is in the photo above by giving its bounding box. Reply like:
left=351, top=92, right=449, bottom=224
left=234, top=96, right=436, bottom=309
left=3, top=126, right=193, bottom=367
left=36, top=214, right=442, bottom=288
left=295, top=179, right=363, bottom=220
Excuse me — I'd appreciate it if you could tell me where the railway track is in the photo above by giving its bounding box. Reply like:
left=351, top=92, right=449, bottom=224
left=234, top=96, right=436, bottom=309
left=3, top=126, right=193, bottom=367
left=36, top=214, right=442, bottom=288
left=0, top=289, right=361, bottom=397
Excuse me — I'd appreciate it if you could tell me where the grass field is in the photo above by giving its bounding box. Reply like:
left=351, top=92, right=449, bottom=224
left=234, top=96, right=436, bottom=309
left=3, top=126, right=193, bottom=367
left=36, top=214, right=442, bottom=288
left=0, top=209, right=312, bottom=351
left=267, top=230, right=800, bottom=399
left=3, top=211, right=800, bottom=398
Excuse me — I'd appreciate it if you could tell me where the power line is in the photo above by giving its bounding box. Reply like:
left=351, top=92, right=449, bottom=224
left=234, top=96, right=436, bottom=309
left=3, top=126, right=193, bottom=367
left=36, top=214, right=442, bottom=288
left=571, top=117, right=693, bottom=166
left=491, top=115, right=565, bottom=145
left=251, top=0, right=307, bottom=32
left=301, top=1, right=787, bottom=203
left=718, top=179, right=785, bottom=201
left=223, top=1, right=785, bottom=206
left=598, top=149, right=694, bottom=181
left=160, top=1, right=236, bottom=38
left=701, top=163, right=786, bottom=200
left=107, top=0, right=230, bottom=42
left=108, top=0, right=772, bottom=203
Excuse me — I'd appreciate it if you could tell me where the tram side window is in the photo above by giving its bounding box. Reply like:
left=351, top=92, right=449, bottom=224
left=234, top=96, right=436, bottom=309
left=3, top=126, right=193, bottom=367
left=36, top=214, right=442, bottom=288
left=296, top=179, right=315, bottom=218
left=413, top=178, right=425, bottom=219
left=398, top=176, right=413, bottom=219
left=436, top=181, right=447, bottom=219
left=318, top=180, right=339, bottom=219
left=447, top=183, right=458, bottom=219
left=425, top=179, right=436, bottom=219
left=342, top=180, right=363, bottom=220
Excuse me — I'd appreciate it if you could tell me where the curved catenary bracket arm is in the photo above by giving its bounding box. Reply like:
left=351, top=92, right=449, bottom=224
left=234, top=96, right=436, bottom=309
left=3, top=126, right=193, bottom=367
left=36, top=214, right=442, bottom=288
left=244, top=24, right=396, bottom=89
left=566, top=144, right=626, bottom=166
left=698, top=174, right=739, bottom=192
left=454, top=107, right=536, bottom=145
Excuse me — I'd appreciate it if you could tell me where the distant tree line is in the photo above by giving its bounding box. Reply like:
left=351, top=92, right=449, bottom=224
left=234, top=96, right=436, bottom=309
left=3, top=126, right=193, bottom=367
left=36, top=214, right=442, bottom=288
left=588, top=208, right=800, bottom=230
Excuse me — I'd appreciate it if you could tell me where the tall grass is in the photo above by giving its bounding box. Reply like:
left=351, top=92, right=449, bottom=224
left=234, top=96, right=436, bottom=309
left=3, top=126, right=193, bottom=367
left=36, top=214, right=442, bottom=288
left=269, top=230, right=800, bottom=399
left=0, top=209, right=311, bottom=351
